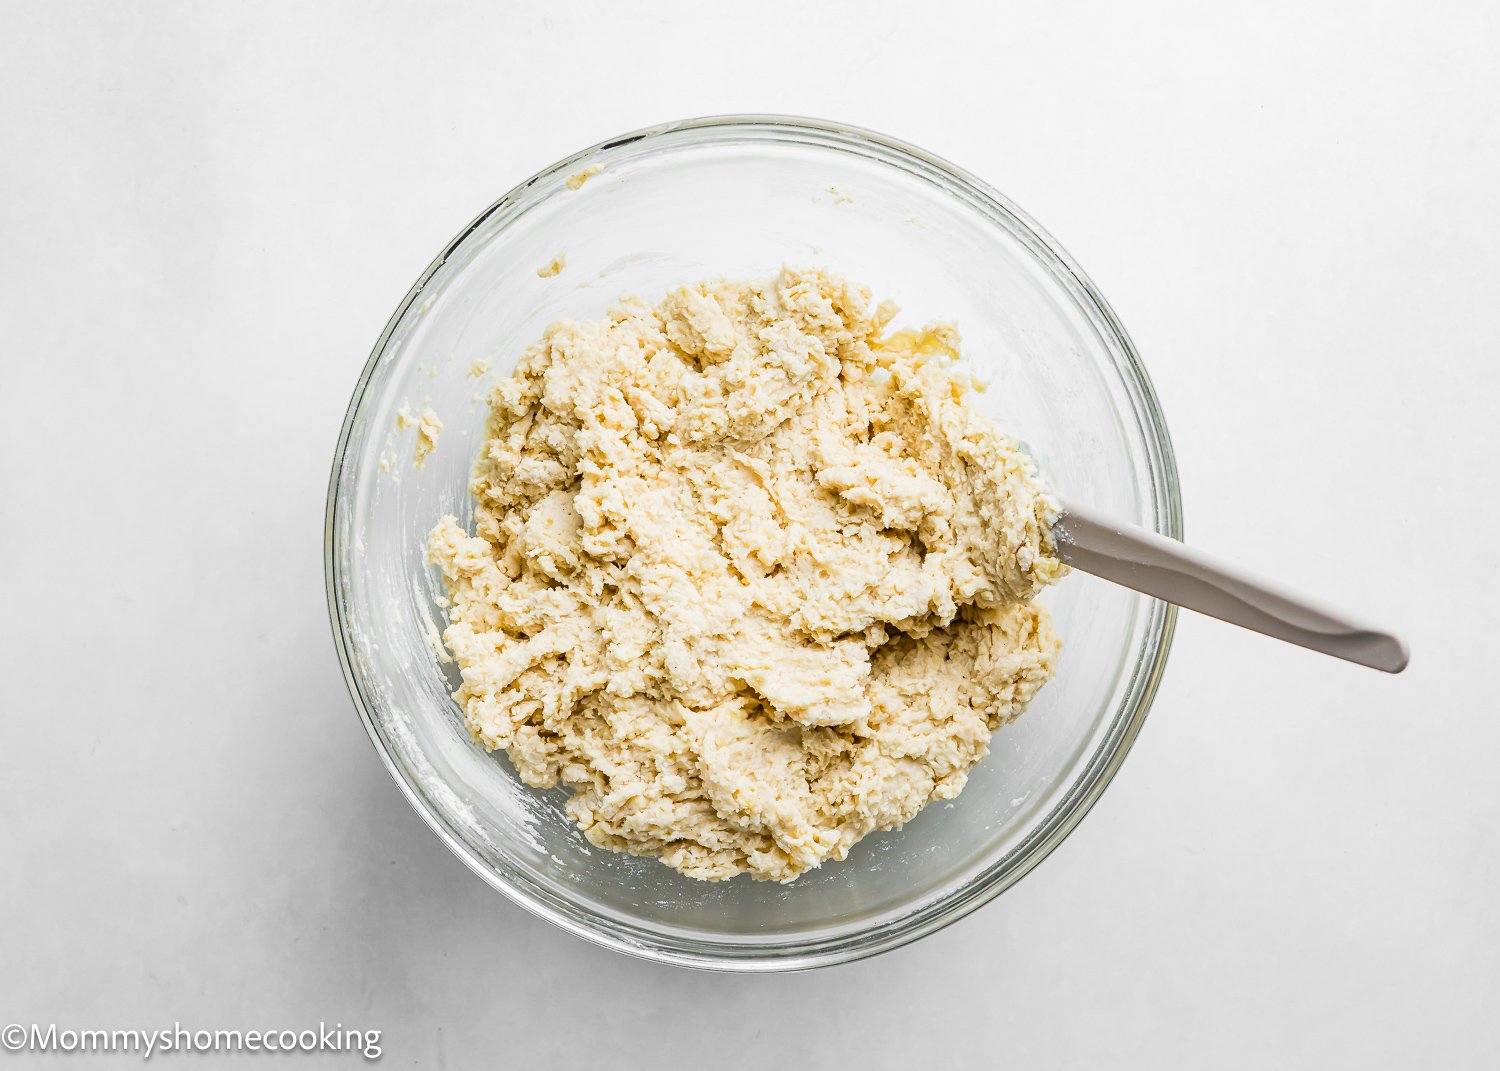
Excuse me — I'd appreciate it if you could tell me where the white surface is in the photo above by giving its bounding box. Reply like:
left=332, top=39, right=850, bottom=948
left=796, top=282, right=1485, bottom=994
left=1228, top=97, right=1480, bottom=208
left=2, top=2, right=1497, bottom=1066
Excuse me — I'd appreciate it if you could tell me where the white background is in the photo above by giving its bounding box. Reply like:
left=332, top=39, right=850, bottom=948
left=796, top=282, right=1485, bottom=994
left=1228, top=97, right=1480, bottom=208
left=2, top=2, right=1497, bottom=1067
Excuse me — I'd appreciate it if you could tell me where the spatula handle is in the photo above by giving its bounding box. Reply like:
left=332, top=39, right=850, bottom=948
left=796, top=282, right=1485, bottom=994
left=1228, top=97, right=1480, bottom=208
left=1051, top=500, right=1409, bottom=673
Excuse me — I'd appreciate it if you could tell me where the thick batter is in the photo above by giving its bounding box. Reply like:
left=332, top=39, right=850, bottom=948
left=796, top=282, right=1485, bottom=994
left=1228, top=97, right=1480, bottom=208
left=429, top=268, right=1064, bottom=881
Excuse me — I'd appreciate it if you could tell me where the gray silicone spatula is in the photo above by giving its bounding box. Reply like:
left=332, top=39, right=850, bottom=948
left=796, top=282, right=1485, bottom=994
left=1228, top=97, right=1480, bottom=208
left=1050, top=499, right=1409, bottom=673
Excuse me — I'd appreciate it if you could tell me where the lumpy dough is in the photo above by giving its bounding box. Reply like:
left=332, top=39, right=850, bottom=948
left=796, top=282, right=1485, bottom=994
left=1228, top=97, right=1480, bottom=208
left=429, top=268, right=1066, bottom=881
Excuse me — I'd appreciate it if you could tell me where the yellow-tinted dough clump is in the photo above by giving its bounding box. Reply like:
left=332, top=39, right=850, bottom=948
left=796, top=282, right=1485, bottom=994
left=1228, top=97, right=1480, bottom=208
left=430, top=268, right=1064, bottom=881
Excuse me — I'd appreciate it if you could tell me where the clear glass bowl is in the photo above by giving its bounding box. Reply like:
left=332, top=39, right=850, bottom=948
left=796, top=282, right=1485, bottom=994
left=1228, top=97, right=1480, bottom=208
left=325, top=116, right=1180, bottom=971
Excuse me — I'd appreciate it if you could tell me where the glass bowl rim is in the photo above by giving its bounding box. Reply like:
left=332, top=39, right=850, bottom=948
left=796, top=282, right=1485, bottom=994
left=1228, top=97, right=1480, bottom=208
left=324, top=113, right=1182, bottom=973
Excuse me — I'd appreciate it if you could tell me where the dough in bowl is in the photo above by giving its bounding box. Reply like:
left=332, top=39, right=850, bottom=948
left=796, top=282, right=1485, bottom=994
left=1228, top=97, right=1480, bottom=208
left=429, top=268, right=1064, bottom=881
